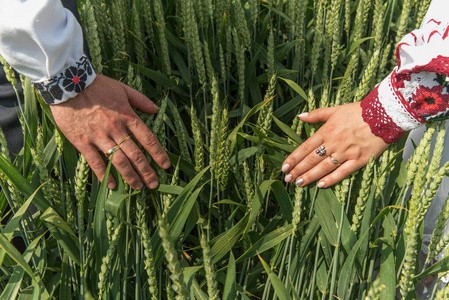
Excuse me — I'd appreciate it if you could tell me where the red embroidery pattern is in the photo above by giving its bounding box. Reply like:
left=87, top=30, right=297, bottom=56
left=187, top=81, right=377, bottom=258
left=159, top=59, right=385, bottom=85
left=362, top=18, right=449, bottom=143
left=428, top=19, right=442, bottom=25
left=405, top=55, right=449, bottom=76
left=361, top=85, right=406, bottom=144
left=411, top=85, right=449, bottom=117
left=33, top=56, right=93, bottom=104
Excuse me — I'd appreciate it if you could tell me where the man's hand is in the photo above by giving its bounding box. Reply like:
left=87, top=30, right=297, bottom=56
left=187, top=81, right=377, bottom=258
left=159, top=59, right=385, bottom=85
left=282, top=102, right=389, bottom=188
left=50, top=74, right=170, bottom=190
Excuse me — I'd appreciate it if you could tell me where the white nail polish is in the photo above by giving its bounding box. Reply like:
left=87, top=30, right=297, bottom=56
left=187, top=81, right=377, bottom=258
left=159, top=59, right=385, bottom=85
left=285, top=174, right=293, bottom=183
left=296, top=178, right=304, bottom=186
left=282, top=164, right=291, bottom=173
left=297, top=112, right=309, bottom=118
left=317, top=181, right=326, bottom=188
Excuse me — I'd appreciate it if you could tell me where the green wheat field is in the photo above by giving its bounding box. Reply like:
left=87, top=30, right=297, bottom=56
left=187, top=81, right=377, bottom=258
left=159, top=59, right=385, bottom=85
left=2, top=0, right=449, bottom=299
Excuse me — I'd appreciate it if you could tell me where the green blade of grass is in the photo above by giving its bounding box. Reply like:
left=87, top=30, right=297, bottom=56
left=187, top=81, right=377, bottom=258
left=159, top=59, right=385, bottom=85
left=258, top=252, right=293, bottom=300
left=223, top=252, right=236, bottom=300
left=0, top=233, right=37, bottom=285
left=236, top=224, right=293, bottom=264
left=0, top=232, right=47, bottom=300
left=93, top=157, right=114, bottom=270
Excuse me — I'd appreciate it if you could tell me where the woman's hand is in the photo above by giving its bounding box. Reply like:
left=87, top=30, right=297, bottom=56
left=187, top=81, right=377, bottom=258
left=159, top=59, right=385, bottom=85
left=282, top=102, right=389, bottom=188
left=50, top=74, right=171, bottom=190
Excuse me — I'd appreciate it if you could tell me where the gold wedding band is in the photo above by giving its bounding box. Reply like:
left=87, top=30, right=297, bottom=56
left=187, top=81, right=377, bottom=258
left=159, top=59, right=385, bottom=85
left=105, top=145, right=119, bottom=159
left=105, top=135, right=132, bottom=159
left=329, top=155, right=340, bottom=166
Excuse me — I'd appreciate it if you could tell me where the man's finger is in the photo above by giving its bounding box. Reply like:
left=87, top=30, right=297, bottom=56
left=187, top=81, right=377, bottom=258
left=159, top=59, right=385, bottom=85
left=130, top=120, right=171, bottom=170
left=81, top=147, right=116, bottom=189
left=124, top=84, right=159, bottom=114
left=118, top=137, right=160, bottom=189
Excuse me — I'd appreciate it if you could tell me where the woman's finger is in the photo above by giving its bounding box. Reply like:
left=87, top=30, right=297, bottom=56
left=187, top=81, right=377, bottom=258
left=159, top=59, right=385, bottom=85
left=290, top=152, right=343, bottom=186
left=282, top=133, right=323, bottom=174
left=284, top=145, right=336, bottom=183
left=298, top=106, right=340, bottom=123
left=316, top=159, right=367, bottom=188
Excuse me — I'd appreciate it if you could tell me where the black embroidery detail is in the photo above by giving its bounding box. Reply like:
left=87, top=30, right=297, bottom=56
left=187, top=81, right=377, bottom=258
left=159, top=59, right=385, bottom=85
left=33, top=56, right=94, bottom=104
left=424, top=97, right=436, bottom=105
left=434, top=73, right=449, bottom=93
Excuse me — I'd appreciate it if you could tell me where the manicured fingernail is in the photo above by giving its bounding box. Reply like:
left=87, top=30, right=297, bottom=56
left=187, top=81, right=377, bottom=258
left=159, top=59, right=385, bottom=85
left=317, top=181, right=326, bottom=188
left=298, top=112, right=309, bottom=118
left=162, top=160, right=171, bottom=169
left=149, top=180, right=159, bottom=189
left=284, top=174, right=293, bottom=183
left=282, top=164, right=291, bottom=173
left=296, top=178, right=304, bottom=186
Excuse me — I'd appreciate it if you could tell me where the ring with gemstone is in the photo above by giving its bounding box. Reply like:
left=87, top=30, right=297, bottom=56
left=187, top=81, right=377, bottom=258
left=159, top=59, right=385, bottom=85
left=315, top=145, right=326, bottom=157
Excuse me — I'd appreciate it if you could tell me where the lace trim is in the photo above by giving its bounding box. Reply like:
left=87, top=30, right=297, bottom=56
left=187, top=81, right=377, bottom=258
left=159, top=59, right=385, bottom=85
left=378, top=70, right=423, bottom=131
left=33, top=56, right=96, bottom=104
left=361, top=84, right=406, bottom=144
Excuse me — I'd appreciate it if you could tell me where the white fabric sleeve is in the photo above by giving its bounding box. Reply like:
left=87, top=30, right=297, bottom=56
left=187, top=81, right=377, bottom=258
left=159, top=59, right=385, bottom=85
left=361, top=0, right=449, bottom=143
left=0, top=0, right=96, bottom=104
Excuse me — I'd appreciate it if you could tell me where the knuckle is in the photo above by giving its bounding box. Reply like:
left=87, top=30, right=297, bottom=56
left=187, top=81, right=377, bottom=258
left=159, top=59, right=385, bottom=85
left=338, top=166, right=353, bottom=178
left=142, top=133, right=160, bottom=148
left=113, top=154, right=128, bottom=169
left=305, top=154, right=318, bottom=165
left=106, top=119, right=122, bottom=132
left=89, top=158, right=105, bottom=171
left=324, top=124, right=336, bottom=135
left=302, top=142, right=314, bottom=153
left=322, top=159, right=336, bottom=170
left=128, top=149, right=146, bottom=164
left=124, top=113, right=138, bottom=125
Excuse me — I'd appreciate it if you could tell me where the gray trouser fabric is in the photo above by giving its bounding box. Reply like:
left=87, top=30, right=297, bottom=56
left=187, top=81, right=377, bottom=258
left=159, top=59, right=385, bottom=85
left=0, top=67, right=23, bottom=160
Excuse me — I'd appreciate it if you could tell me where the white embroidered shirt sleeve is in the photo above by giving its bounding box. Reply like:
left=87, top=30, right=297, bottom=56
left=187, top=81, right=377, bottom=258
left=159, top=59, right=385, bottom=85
left=0, top=0, right=96, bottom=104
left=361, top=0, right=449, bottom=143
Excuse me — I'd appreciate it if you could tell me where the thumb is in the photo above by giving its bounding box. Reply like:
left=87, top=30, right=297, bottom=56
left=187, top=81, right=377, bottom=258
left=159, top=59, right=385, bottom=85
left=124, top=84, right=159, bottom=114
left=298, top=106, right=340, bottom=123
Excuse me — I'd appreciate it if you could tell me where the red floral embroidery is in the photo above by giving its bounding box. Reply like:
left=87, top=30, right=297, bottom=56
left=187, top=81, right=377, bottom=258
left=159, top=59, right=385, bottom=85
left=73, top=76, right=80, bottom=84
left=33, top=55, right=93, bottom=104
left=411, top=85, right=449, bottom=117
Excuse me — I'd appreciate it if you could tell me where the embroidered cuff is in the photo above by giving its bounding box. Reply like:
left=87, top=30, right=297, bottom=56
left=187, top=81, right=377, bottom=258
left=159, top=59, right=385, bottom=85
left=361, top=70, right=424, bottom=144
left=401, top=72, right=449, bottom=122
left=33, top=56, right=96, bottom=105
